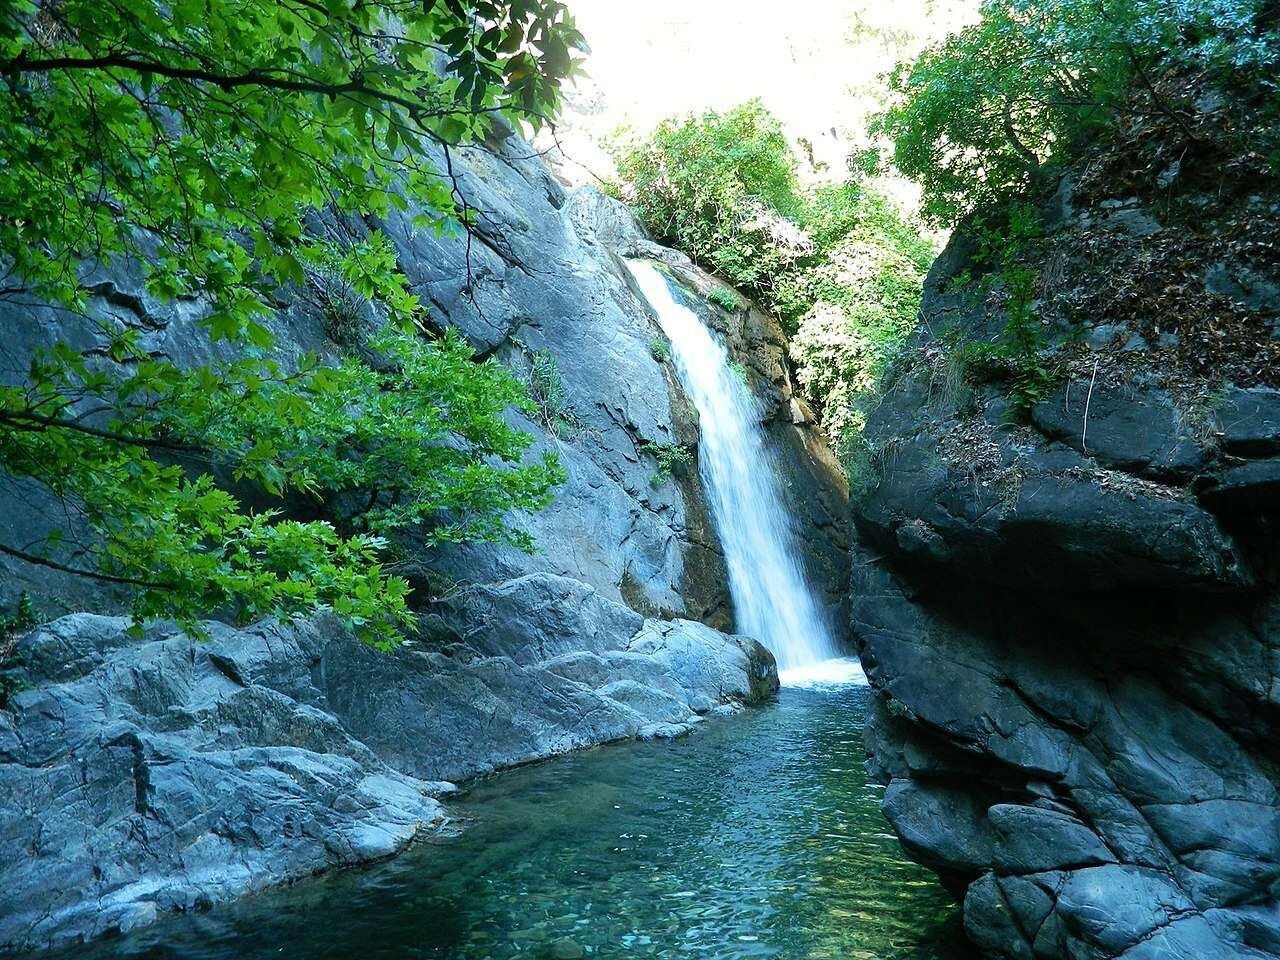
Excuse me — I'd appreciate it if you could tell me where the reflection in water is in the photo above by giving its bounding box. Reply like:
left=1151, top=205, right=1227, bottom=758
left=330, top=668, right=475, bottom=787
left=57, top=684, right=969, bottom=960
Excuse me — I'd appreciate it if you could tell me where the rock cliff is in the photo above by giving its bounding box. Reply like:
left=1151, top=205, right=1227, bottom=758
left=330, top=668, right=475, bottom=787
left=0, top=581, right=775, bottom=950
left=852, top=112, right=1280, bottom=959
left=0, top=126, right=844, bottom=951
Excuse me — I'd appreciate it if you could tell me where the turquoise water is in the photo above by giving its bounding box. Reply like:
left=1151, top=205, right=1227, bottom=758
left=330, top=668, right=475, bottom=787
left=67, top=683, right=968, bottom=960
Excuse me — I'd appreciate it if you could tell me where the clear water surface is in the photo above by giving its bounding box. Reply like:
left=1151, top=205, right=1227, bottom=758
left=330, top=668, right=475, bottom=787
left=61, top=682, right=969, bottom=960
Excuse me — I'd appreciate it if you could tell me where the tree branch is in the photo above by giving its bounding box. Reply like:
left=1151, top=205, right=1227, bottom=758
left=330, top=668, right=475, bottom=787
left=2, top=50, right=504, bottom=131
left=0, top=409, right=197, bottom=453
left=1002, top=96, right=1043, bottom=177
left=0, top=541, right=174, bottom=589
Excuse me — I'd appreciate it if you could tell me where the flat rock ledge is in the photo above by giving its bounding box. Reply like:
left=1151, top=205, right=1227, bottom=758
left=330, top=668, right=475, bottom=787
left=0, top=572, right=777, bottom=953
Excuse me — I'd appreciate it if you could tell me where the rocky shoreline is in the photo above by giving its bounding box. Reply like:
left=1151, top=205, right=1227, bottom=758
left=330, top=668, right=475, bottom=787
left=0, top=577, right=777, bottom=951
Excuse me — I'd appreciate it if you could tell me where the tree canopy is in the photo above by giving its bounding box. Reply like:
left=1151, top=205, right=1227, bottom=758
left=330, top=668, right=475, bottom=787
left=873, top=0, right=1280, bottom=225
left=0, top=0, right=585, bottom=644
left=611, top=100, right=804, bottom=295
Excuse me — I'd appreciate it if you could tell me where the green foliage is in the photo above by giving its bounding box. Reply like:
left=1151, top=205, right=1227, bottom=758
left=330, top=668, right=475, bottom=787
left=518, top=342, right=580, bottom=439
left=0, top=1, right=584, bottom=644
left=840, top=433, right=881, bottom=504
left=640, top=441, right=692, bottom=485
left=612, top=100, right=806, bottom=295
left=783, top=185, right=934, bottom=463
left=727, top=360, right=750, bottom=386
left=0, top=592, right=39, bottom=708
left=3, top=308, right=565, bottom=645
left=0, top=0, right=585, bottom=337
left=874, top=0, right=1280, bottom=225
left=0, top=592, right=38, bottom=642
left=708, top=287, right=741, bottom=312
left=649, top=337, right=670, bottom=363
left=953, top=208, right=1057, bottom=418
left=305, top=245, right=375, bottom=348
left=613, top=105, right=935, bottom=472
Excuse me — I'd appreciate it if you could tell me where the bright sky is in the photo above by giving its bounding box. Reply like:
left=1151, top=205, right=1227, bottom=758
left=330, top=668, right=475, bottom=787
left=541, top=0, right=978, bottom=190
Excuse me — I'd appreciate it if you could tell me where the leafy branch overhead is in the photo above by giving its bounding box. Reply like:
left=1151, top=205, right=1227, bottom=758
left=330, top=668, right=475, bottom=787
left=0, top=0, right=584, bottom=644
left=0, top=0, right=587, bottom=333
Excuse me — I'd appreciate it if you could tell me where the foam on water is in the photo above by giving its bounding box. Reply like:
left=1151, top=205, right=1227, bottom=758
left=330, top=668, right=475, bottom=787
left=778, top=657, right=869, bottom=689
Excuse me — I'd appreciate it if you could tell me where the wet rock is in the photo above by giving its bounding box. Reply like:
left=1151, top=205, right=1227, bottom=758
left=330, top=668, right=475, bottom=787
left=549, top=937, right=586, bottom=959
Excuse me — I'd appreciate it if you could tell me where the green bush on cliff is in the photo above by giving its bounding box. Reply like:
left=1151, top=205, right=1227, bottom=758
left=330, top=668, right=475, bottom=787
left=874, top=0, right=1280, bottom=225
left=640, top=441, right=693, bottom=485
left=611, top=106, right=935, bottom=472
left=611, top=100, right=806, bottom=297
left=0, top=1, right=585, bottom=645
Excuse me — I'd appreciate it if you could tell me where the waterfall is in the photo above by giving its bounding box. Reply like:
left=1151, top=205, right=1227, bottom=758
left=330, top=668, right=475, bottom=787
left=628, top=260, right=861, bottom=684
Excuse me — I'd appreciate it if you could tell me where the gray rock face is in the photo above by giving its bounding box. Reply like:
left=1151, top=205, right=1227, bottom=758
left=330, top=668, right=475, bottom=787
left=853, top=213, right=1280, bottom=958
left=0, top=579, right=777, bottom=952
left=0, top=130, right=846, bottom=640
left=0, top=126, right=839, bottom=952
left=0, top=615, right=447, bottom=951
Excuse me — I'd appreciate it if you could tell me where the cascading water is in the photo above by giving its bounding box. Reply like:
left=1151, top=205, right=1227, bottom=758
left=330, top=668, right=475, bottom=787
left=627, top=260, right=862, bottom=685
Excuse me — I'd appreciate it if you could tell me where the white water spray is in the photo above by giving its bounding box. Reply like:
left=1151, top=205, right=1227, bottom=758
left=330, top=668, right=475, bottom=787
left=627, top=261, right=861, bottom=686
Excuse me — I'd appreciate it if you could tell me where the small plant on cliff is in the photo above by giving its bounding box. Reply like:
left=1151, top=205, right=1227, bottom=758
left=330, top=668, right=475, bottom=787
left=0, top=592, right=39, bottom=709
left=709, top=287, right=741, bottom=312
left=649, top=337, right=671, bottom=363
left=953, top=207, right=1058, bottom=418
left=0, top=1, right=584, bottom=645
left=518, top=343, right=582, bottom=440
left=304, top=244, right=375, bottom=349
left=640, top=441, right=693, bottom=485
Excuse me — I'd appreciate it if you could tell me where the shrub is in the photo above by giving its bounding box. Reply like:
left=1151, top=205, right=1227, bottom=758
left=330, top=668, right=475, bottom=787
left=953, top=207, right=1058, bottom=418
left=640, top=441, right=693, bottom=485
left=305, top=244, right=374, bottom=348
left=709, top=287, right=741, bottom=312
left=612, top=100, right=807, bottom=297
left=0, top=592, right=39, bottom=708
left=649, top=337, right=671, bottom=363
left=518, top=342, right=581, bottom=440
